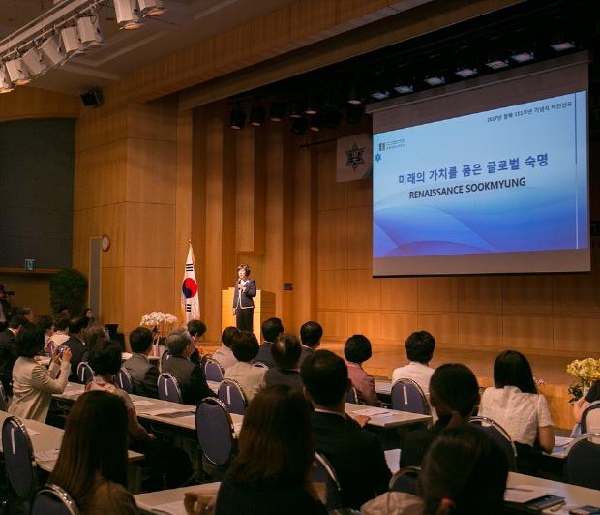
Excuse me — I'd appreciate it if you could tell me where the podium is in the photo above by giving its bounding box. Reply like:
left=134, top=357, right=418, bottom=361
left=222, top=288, right=275, bottom=340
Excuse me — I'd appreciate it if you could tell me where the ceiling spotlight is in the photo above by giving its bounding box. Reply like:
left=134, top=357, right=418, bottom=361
left=393, top=82, right=413, bottom=94
left=60, top=26, right=83, bottom=55
left=249, top=104, right=266, bottom=127
left=138, top=0, right=165, bottom=17
left=21, top=47, right=48, bottom=76
left=288, top=100, right=303, bottom=119
left=370, top=90, right=391, bottom=101
left=39, top=35, right=67, bottom=66
left=5, top=58, right=30, bottom=86
left=485, top=58, right=509, bottom=70
left=0, top=66, right=15, bottom=93
left=77, top=15, right=103, bottom=47
left=269, top=102, right=285, bottom=122
left=229, top=107, right=246, bottom=130
left=309, top=114, right=323, bottom=132
left=113, top=0, right=142, bottom=29
left=347, top=81, right=362, bottom=105
left=510, top=50, right=535, bottom=64
left=455, top=67, right=478, bottom=78
left=551, top=41, right=576, bottom=52
left=423, top=75, right=445, bottom=87
left=290, top=117, right=308, bottom=135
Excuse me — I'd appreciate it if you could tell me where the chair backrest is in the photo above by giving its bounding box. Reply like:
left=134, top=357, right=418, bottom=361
left=311, top=452, right=343, bottom=511
left=204, top=357, right=225, bottom=382
left=76, top=361, right=94, bottom=385
left=345, top=386, right=360, bottom=404
left=0, top=380, right=7, bottom=411
left=115, top=367, right=133, bottom=393
left=157, top=373, right=183, bottom=404
left=582, top=401, right=600, bottom=434
left=30, top=484, right=79, bottom=515
left=566, top=432, right=600, bottom=490
left=195, top=397, right=236, bottom=469
left=389, top=466, right=420, bottom=495
left=469, top=415, right=518, bottom=471
left=161, top=349, right=171, bottom=370
left=218, top=378, right=248, bottom=415
left=390, top=378, right=431, bottom=415
left=253, top=361, right=268, bottom=369
left=1, top=415, right=38, bottom=501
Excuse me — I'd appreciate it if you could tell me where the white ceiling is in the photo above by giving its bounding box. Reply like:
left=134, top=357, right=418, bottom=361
left=0, top=0, right=297, bottom=96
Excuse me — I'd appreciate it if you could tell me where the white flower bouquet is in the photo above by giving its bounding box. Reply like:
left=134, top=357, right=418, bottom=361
left=139, top=311, right=178, bottom=337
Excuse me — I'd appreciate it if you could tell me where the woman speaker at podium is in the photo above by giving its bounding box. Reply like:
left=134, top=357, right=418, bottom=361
left=232, top=263, right=256, bottom=331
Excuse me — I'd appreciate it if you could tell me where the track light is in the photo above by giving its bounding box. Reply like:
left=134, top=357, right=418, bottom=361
left=39, top=35, right=67, bottom=66
left=249, top=105, right=266, bottom=127
left=77, top=15, right=103, bottom=47
left=309, top=114, right=323, bottom=132
left=138, top=0, right=165, bottom=17
left=0, top=66, right=15, bottom=93
left=229, top=107, right=246, bottom=130
left=21, top=47, right=48, bottom=76
left=5, top=58, right=30, bottom=86
left=290, top=117, right=308, bottom=135
left=60, top=26, right=83, bottom=55
left=113, top=0, right=142, bottom=29
left=269, top=102, right=285, bottom=122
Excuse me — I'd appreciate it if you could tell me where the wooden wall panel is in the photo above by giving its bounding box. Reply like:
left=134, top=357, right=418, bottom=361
left=502, top=316, right=555, bottom=350
left=126, top=139, right=177, bottom=204
left=347, top=206, right=373, bottom=269
left=317, top=270, right=348, bottom=311
left=380, top=312, right=417, bottom=341
left=347, top=312, right=383, bottom=340
left=348, top=269, right=381, bottom=312
left=0, top=87, right=79, bottom=121
left=317, top=149, right=346, bottom=211
left=553, top=317, right=600, bottom=353
left=502, top=275, right=554, bottom=314
left=553, top=271, right=600, bottom=314
left=459, top=314, right=503, bottom=348
left=458, top=275, right=503, bottom=313
left=417, top=277, right=459, bottom=312
left=381, top=278, right=418, bottom=312
left=124, top=203, right=175, bottom=268
left=316, top=310, right=348, bottom=341
left=416, top=313, right=459, bottom=346
left=317, top=209, right=348, bottom=270
left=101, top=267, right=124, bottom=332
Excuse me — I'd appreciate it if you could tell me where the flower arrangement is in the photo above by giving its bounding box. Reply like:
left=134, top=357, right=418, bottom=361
left=566, top=358, right=600, bottom=402
left=139, top=311, right=179, bottom=337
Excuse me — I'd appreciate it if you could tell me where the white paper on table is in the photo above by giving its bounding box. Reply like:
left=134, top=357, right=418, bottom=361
left=150, top=500, right=186, bottom=515
left=233, top=422, right=243, bottom=435
left=133, top=400, right=154, bottom=406
left=35, top=449, right=60, bottom=462
left=24, top=427, right=40, bottom=436
left=351, top=407, right=393, bottom=417
left=138, top=408, right=191, bottom=416
left=504, top=485, right=556, bottom=503
left=554, top=436, right=573, bottom=447
left=384, top=448, right=401, bottom=473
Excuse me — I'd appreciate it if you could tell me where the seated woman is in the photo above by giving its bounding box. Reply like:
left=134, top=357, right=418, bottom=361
left=214, top=384, right=327, bottom=515
left=344, top=334, right=383, bottom=406
left=478, top=349, right=554, bottom=472
left=401, top=363, right=479, bottom=467
left=8, top=322, right=72, bottom=422
left=362, top=425, right=509, bottom=515
left=86, top=340, right=194, bottom=489
left=223, top=331, right=267, bottom=403
left=573, top=379, right=600, bottom=427
left=48, top=390, right=137, bottom=514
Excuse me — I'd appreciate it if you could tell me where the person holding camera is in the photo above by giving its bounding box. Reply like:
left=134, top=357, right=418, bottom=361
left=8, top=322, right=72, bottom=422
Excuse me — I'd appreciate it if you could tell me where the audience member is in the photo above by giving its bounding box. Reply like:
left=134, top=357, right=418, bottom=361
left=301, top=349, right=391, bottom=509
left=400, top=363, right=479, bottom=467
left=0, top=286, right=12, bottom=331
left=224, top=331, right=266, bottom=403
left=65, top=316, right=89, bottom=382
left=82, top=308, right=95, bottom=326
left=212, top=326, right=239, bottom=370
left=36, top=314, right=54, bottom=348
left=187, top=319, right=207, bottom=364
left=254, top=317, right=284, bottom=368
left=122, top=326, right=159, bottom=398
left=215, top=385, right=327, bottom=515
left=478, top=349, right=554, bottom=473
left=16, top=306, right=34, bottom=323
left=344, top=334, right=382, bottom=406
left=573, top=379, right=600, bottom=424
left=8, top=322, right=72, bottom=422
left=86, top=340, right=194, bottom=489
left=299, top=320, right=323, bottom=365
left=363, top=425, right=508, bottom=515
left=264, top=333, right=303, bottom=391
left=163, top=327, right=214, bottom=404
left=392, top=330, right=436, bottom=395
left=49, top=390, right=137, bottom=514
left=45, top=315, right=70, bottom=357
left=82, top=323, right=109, bottom=355
left=0, top=314, right=27, bottom=396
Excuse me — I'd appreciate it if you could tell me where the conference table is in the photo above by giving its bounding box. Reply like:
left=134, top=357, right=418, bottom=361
left=0, top=410, right=144, bottom=491
left=133, top=472, right=600, bottom=515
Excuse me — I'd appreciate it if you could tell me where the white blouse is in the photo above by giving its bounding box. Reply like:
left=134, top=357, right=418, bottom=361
left=479, top=385, right=553, bottom=446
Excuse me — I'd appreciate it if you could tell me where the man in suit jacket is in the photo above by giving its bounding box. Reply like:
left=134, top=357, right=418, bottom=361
left=0, top=315, right=27, bottom=396
left=299, top=320, right=323, bottom=366
left=65, top=316, right=89, bottom=382
left=301, top=349, right=391, bottom=510
left=254, top=317, right=284, bottom=369
left=123, top=326, right=159, bottom=398
left=162, top=327, right=214, bottom=404
left=264, top=332, right=303, bottom=392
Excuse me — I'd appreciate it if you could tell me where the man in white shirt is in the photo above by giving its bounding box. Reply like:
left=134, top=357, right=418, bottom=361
left=391, top=330, right=436, bottom=395
left=212, top=326, right=239, bottom=370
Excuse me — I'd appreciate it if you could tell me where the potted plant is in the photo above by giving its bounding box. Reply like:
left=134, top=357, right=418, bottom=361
left=48, top=268, right=88, bottom=316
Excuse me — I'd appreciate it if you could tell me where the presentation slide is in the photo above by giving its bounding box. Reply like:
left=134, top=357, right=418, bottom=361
left=373, top=91, right=588, bottom=276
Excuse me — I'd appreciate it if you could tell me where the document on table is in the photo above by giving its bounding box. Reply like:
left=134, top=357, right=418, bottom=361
left=133, top=400, right=154, bottom=406
left=504, top=485, right=556, bottom=503
left=554, top=435, right=573, bottom=447
left=384, top=448, right=401, bottom=473
left=150, top=500, right=186, bottom=515
left=351, top=407, right=393, bottom=417
left=35, top=449, right=60, bottom=462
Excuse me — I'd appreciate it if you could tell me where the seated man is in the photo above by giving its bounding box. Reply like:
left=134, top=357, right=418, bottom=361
left=162, top=327, right=214, bottom=404
left=212, top=326, right=239, bottom=370
left=299, top=320, right=322, bottom=365
left=254, top=317, right=284, bottom=368
left=224, top=331, right=266, bottom=403
left=301, top=349, right=391, bottom=510
left=122, top=326, right=159, bottom=398
left=391, top=330, right=436, bottom=396
left=264, top=333, right=303, bottom=392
